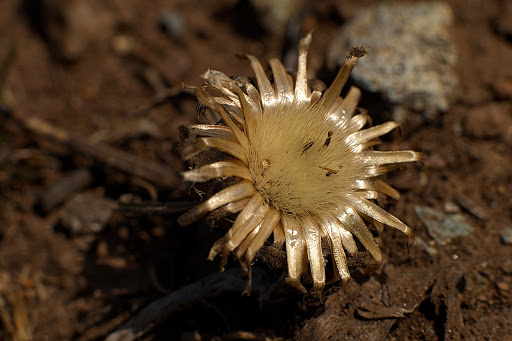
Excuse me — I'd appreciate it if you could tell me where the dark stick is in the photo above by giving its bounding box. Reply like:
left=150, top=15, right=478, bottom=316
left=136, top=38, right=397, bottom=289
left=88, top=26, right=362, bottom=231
left=10, top=111, right=182, bottom=189
left=116, top=201, right=198, bottom=215
left=38, top=168, right=93, bottom=212
left=104, top=269, right=268, bottom=341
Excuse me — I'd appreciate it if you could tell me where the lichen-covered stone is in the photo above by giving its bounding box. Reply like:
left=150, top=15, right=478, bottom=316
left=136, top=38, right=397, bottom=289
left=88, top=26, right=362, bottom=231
left=328, top=2, right=457, bottom=121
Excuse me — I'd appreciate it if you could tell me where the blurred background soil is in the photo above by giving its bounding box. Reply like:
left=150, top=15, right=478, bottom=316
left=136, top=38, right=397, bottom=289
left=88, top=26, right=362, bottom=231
left=0, top=0, right=511, bottom=340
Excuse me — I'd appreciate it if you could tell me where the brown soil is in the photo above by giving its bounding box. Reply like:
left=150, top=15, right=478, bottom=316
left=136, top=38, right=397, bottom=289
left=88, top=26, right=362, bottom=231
left=1, top=0, right=511, bottom=340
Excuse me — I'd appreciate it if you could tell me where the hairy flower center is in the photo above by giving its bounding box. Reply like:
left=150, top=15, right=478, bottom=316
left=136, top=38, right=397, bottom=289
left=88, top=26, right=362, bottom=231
left=246, top=106, right=362, bottom=216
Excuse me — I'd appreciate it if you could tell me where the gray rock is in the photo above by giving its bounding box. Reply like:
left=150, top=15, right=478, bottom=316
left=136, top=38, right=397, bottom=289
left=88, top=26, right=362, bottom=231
left=414, top=205, right=473, bottom=245
left=159, top=11, right=186, bottom=38
left=500, top=227, right=512, bottom=246
left=328, top=2, right=457, bottom=120
left=59, top=191, right=116, bottom=235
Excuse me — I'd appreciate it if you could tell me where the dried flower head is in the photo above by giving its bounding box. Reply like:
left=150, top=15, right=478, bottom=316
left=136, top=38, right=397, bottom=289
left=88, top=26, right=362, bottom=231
left=179, top=33, right=420, bottom=295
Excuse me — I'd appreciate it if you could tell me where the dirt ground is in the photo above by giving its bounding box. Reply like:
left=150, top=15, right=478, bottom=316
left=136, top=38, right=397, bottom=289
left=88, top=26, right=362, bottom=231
left=1, top=0, right=512, bottom=340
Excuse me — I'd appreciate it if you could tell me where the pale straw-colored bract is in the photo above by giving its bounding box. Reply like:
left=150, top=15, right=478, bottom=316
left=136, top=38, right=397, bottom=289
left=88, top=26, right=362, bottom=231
left=179, top=33, right=420, bottom=295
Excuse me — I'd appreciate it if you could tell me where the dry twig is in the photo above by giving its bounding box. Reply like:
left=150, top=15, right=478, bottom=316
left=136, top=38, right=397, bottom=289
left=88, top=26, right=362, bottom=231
left=8, top=109, right=182, bottom=190
left=104, top=268, right=270, bottom=341
left=38, top=168, right=93, bottom=212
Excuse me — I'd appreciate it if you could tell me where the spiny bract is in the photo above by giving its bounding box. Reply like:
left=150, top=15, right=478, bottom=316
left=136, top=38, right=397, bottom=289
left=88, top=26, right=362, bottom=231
left=179, top=33, right=420, bottom=295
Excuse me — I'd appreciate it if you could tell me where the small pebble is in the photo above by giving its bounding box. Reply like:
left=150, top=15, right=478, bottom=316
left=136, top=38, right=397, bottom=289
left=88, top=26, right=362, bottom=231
left=159, top=11, right=185, bottom=37
left=443, top=201, right=460, bottom=214
left=112, top=34, right=135, bottom=56
left=59, top=191, right=116, bottom=235
left=500, top=227, right=512, bottom=245
left=414, top=237, right=438, bottom=257
left=497, top=282, right=510, bottom=291
left=414, top=205, right=473, bottom=245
